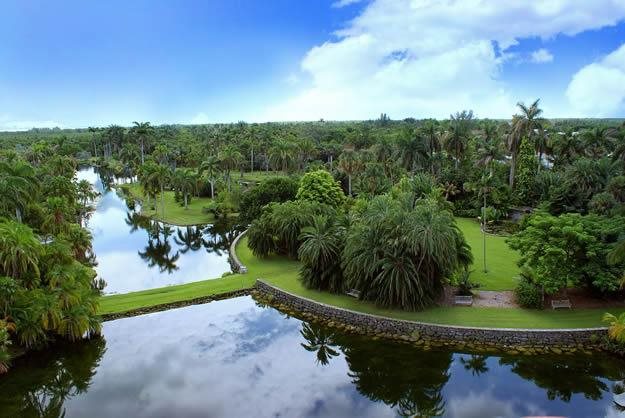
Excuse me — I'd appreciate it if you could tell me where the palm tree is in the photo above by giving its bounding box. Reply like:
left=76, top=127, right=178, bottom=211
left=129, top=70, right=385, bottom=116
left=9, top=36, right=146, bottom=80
left=550, top=131, right=583, bottom=167
left=298, top=215, right=345, bottom=293
left=0, top=221, right=41, bottom=281
left=460, top=354, right=489, bottom=376
left=199, top=156, right=219, bottom=198
left=299, top=323, right=339, bottom=366
left=464, top=173, right=498, bottom=272
left=610, top=128, right=625, bottom=163
left=508, top=99, right=543, bottom=188
left=218, top=145, right=242, bottom=191
left=0, top=160, right=39, bottom=222
left=476, top=123, right=503, bottom=175
left=172, top=168, right=196, bottom=209
left=268, top=139, right=295, bottom=173
left=148, top=164, right=172, bottom=217
left=396, top=130, right=428, bottom=173
left=337, top=149, right=361, bottom=196
left=443, top=110, right=474, bottom=170
left=131, top=121, right=154, bottom=164
left=603, top=312, right=625, bottom=344
left=582, top=127, right=611, bottom=159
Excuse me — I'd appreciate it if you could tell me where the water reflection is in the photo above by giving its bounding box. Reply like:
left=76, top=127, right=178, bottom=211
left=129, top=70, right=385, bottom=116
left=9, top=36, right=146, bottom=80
left=1, top=297, right=624, bottom=418
left=76, top=167, right=242, bottom=294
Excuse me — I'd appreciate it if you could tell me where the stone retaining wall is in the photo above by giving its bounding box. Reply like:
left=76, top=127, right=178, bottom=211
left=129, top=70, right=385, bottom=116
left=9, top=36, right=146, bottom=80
left=255, top=280, right=608, bottom=348
left=228, top=229, right=248, bottom=273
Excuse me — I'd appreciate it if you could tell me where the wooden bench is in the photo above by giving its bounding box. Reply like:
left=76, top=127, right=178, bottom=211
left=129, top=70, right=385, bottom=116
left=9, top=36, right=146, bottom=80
left=551, top=299, right=572, bottom=309
left=346, top=289, right=361, bottom=298
left=454, top=295, right=473, bottom=306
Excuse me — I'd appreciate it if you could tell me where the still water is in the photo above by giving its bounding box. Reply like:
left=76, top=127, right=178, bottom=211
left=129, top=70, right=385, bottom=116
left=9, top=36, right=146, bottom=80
left=1, top=296, right=624, bottom=418
left=75, top=167, right=240, bottom=294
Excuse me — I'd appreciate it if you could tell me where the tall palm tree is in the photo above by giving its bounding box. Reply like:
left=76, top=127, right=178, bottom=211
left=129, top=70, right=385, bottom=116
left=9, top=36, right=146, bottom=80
left=148, top=165, right=172, bottom=217
left=508, top=99, right=543, bottom=188
left=218, top=145, right=242, bottom=191
left=0, top=221, right=41, bottom=281
left=172, top=168, right=196, bottom=209
left=199, top=156, right=219, bottom=198
left=299, top=323, right=339, bottom=366
left=610, top=128, right=625, bottom=164
left=337, top=149, right=361, bottom=196
left=476, top=123, right=503, bottom=175
left=603, top=312, right=625, bottom=344
left=131, top=121, right=154, bottom=164
left=443, top=110, right=474, bottom=170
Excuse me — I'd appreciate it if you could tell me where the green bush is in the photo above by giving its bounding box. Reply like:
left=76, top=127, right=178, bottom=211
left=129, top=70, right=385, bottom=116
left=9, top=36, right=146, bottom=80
left=239, top=177, right=298, bottom=224
left=296, top=170, right=346, bottom=207
left=514, top=273, right=543, bottom=309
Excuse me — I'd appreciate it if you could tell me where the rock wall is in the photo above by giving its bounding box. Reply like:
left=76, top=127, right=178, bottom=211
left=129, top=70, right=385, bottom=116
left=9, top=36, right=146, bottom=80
left=255, top=280, right=608, bottom=348
left=228, top=230, right=248, bottom=273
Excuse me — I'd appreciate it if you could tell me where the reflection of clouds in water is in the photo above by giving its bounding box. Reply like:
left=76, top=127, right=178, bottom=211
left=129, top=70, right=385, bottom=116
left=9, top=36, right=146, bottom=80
left=64, top=297, right=391, bottom=418
left=76, top=167, right=233, bottom=294
left=445, top=390, right=544, bottom=418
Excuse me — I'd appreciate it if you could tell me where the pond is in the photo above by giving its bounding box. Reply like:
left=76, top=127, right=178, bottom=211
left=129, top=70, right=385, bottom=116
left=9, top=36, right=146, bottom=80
left=76, top=167, right=242, bottom=294
left=1, top=296, right=624, bottom=418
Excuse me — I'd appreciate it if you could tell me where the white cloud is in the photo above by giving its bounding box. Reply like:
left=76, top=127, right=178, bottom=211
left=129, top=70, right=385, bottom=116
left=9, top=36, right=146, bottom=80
left=0, top=116, right=63, bottom=131
left=530, top=48, right=554, bottom=63
left=566, top=42, right=625, bottom=117
left=332, top=0, right=364, bottom=8
left=284, top=73, right=301, bottom=85
left=262, top=0, right=625, bottom=121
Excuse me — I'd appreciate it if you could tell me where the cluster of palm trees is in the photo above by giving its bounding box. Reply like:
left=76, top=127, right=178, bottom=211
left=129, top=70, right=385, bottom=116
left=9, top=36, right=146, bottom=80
left=0, top=154, right=102, bottom=374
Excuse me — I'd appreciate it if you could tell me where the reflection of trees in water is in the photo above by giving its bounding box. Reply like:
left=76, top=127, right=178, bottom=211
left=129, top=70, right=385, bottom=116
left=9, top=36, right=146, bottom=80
left=0, top=336, right=105, bottom=418
left=137, top=222, right=180, bottom=273
left=298, top=322, right=450, bottom=417
left=460, top=354, right=489, bottom=376
left=300, top=323, right=340, bottom=366
left=174, top=226, right=204, bottom=254
left=499, top=353, right=625, bottom=402
left=125, top=211, right=244, bottom=273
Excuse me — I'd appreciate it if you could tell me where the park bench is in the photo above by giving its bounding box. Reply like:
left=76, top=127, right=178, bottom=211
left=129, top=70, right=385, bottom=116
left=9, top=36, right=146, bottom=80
left=346, top=289, right=361, bottom=298
left=454, top=295, right=473, bottom=306
left=551, top=299, right=572, bottom=309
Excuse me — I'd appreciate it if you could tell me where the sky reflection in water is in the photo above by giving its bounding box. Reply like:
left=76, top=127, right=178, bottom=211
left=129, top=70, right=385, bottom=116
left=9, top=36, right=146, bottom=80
left=75, top=167, right=237, bottom=294
left=1, top=296, right=624, bottom=418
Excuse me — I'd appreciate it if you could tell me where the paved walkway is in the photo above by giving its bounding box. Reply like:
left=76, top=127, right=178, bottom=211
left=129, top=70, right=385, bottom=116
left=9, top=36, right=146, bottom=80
left=473, top=290, right=518, bottom=308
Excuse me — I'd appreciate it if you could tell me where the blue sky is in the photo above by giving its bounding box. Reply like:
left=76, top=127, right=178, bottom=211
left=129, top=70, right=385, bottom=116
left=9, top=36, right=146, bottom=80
left=1, top=0, right=625, bottom=130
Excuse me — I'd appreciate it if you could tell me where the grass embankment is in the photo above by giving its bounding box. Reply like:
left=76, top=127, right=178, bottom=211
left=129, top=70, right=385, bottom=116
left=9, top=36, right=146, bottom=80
left=234, top=237, right=622, bottom=329
left=456, top=217, right=520, bottom=291
left=98, top=212, right=621, bottom=328
left=125, top=183, right=217, bottom=225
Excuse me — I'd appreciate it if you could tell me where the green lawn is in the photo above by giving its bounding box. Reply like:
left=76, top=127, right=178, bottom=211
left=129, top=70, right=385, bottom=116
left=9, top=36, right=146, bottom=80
left=235, top=238, right=622, bottom=329
left=456, top=217, right=520, bottom=291
left=98, top=216, right=622, bottom=329
left=125, top=183, right=218, bottom=225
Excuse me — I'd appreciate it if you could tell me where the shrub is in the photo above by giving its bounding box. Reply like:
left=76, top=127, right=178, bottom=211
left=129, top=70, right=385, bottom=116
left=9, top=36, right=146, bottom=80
left=514, top=268, right=543, bottom=309
left=239, top=177, right=298, bottom=224
left=296, top=170, right=346, bottom=207
left=589, top=192, right=617, bottom=215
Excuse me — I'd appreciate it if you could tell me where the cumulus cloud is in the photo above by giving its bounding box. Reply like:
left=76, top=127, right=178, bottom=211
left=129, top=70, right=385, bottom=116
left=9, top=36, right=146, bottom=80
left=332, top=0, right=364, bottom=8
left=566, top=42, right=625, bottom=117
left=262, top=0, right=625, bottom=121
left=530, top=48, right=554, bottom=63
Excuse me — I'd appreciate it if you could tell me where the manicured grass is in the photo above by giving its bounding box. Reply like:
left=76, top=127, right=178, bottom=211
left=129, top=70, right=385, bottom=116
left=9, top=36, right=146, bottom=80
left=99, top=235, right=623, bottom=328
left=235, top=238, right=622, bottom=329
left=125, top=183, right=217, bottom=225
left=456, top=217, right=520, bottom=291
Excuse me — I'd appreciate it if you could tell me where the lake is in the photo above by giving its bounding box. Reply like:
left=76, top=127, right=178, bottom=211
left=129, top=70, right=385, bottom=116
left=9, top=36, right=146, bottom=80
left=76, top=167, right=241, bottom=294
left=1, top=296, right=624, bottom=417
